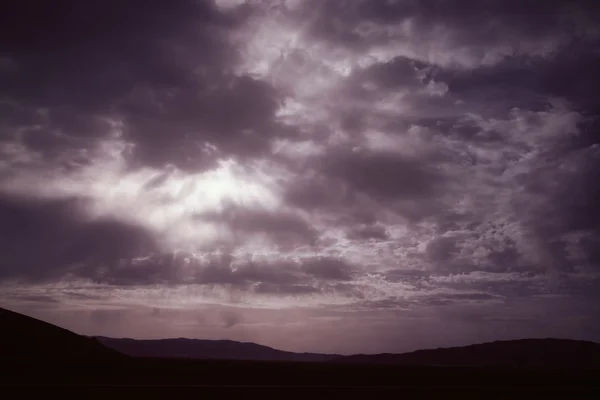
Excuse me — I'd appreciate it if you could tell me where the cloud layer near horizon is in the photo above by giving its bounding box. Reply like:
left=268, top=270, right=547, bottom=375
left=1, top=0, right=599, bottom=354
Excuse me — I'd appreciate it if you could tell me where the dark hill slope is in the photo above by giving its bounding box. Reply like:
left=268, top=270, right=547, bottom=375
left=335, top=338, right=600, bottom=368
left=0, top=307, right=124, bottom=361
left=96, top=337, right=337, bottom=362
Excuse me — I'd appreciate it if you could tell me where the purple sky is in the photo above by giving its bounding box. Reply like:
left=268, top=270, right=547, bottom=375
left=1, top=0, right=599, bottom=355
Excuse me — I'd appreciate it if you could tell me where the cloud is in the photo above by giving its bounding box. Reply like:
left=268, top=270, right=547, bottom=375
left=0, top=0, right=599, bottom=353
left=194, top=256, right=306, bottom=287
left=347, top=224, right=389, bottom=241
left=300, top=257, right=355, bottom=281
left=8, top=295, right=60, bottom=304
left=0, top=0, right=283, bottom=172
left=305, top=0, right=599, bottom=67
left=254, top=282, right=320, bottom=295
left=94, top=253, right=357, bottom=288
left=120, top=75, right=283, bottom=171
left=0, top=194, right=158, bottom=282
left=323, top=149, right=444, bottom=202
left=197, top=205, right=317, bottom=247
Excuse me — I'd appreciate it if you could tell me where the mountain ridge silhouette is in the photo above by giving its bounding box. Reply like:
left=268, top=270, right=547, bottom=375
left=334, top=337, right=600, bottom=368
left=95, top=336, right=338, bottom=362
left=0, top=307, right=124, bottom=361
left=2, top=306, right=599, bottom=368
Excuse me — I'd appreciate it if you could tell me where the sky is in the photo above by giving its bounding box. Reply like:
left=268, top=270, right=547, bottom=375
left=1, top=0, right=599, bottom=355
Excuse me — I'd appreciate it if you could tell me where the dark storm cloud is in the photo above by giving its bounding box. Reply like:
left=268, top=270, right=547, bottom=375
left=305, top=0, right=598, bottom=55
left=196, top=205, right=317, bottom=246
left=0, top=194, right=158, bottom=282
left=301, top=257, right=355, bottom=281
left=0, top=1, right=228, bottom=107
left=276, top=62, right=455, bottom=222
left=285, top=31, right=597, bottom=298
left=340, top=55, right=429, bottom=101
left=500, top=125, right=600, bottom=276
left=284, top=173, right=356, bottom=211
left=548, top=146, right=600, bottom=233
left=347, top=224, right=389, bottom=241
left=422, top=226, right=539, bottom=276
left=297, top=147, right=451, bottom=223
left=432, top=41, right=600, bottom=117
left=284, top=171, right=393, bottom=233
left=119, top=74, right=282, bottom=171
left=0, top=0, right=284, bottom=171
left=323, top=150, right=444, bottom=202
left=336, top=54, right=453, bottom=123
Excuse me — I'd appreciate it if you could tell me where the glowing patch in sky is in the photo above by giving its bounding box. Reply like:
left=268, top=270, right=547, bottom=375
left=0, top=136, right=286, bottom=252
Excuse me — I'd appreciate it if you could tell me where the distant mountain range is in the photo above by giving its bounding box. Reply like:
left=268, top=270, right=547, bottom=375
left=335, top=338, right=600, bottom=368
left=95, top=336, right=338, bottom=362
left=98, top=336, right=600, bottom=368
left=2, top=307, right=600, bottom=368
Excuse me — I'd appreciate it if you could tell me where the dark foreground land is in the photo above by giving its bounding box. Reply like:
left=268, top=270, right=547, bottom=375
left=2, top=358, right=600, bottom=398
left=2, top=306, right=599, bottom=397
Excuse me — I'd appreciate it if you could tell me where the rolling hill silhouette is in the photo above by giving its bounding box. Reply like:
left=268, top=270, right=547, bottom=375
left=0, top=307, right=124, bottom=362
left=2, top=307, right=599, bottom=370
left=96, top=336, right=338, bottom=362
left=334, top=338, right=600, bottom=368
left=2, top=307, right=599, bottom=395
left=98, top=335, right=600, bottom=368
